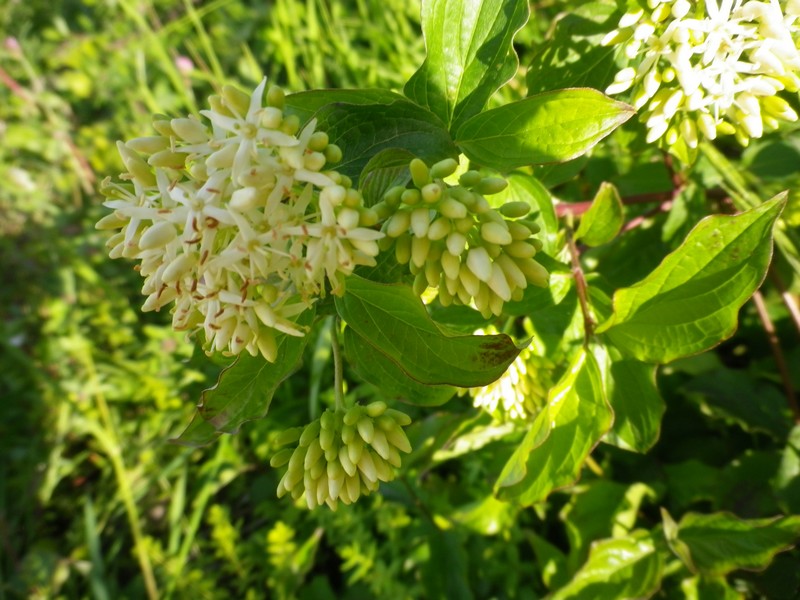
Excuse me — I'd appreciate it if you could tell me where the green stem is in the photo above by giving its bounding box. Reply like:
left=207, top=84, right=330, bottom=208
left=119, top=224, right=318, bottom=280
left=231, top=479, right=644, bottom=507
left=331, top=317, right=345, bottom=411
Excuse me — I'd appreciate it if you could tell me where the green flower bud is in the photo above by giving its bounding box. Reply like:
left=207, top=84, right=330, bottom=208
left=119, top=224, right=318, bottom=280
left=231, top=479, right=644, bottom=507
left=459, top=170, right=482, bottom=188
left=411, top=235, right=431, bottom=269
left=270, top=447, right=294, bottom=468
left=117, top=141, right=156, bottom=186
left=171, top=118, right=208, bottom=143
left=386, top=210, right=411, bottom=238
left=499, top=201, right=531, bottom=218
left=505, top=240, right=537, bottom=259
left=410, top=158, right=430, bottom=188
left=221, top=84, right=251, bottom=115
left=467, top=247, right=493, bottom=282
left=480, top=221, right=512, bottom=246
left=126, top=136, right=170, bottom=154
left=439, top=197, right=467, bottom=219
left=395, top=234, right=412, bottom=264
left=401, top=188, right=421, bottom=206
left=430, top=157, right=458, bottom=179
left=148, top=149, right=187, bottom=169
left=324, top=144, right=343, bottom=164
left=477, top=177, right=508, bottom=195
left=366, top=401, right=387, bottom=417
left=267, top=85, right=285, bottom=109
left=421, top=183, right=443, bottom=204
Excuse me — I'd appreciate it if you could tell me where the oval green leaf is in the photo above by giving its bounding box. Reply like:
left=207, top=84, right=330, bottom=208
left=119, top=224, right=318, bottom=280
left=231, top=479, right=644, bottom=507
left=335, top=275, right=521, bottom=387
left=343, top=326, right=456, bottom=406
left=404, top=0, right=529, bottom=132
left=597, top=194, right=786, bottom=363
left=455, top=88, right=634, bottom=170
left=495, top=348, right=613, bottom=504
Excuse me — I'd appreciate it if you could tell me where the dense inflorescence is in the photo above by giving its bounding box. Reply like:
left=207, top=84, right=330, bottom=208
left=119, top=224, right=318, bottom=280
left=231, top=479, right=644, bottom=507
left=604, top=0, right=800, bottom=149
left=375, top=158, right=549, bottom=318
left=270, top=402, right=412, bottom=510
left=97, top=79, right=383, bottom=361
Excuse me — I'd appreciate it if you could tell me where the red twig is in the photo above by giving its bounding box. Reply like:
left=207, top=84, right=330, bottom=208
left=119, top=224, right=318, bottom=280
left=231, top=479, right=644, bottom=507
left=752, top=290, right=800, bottom=423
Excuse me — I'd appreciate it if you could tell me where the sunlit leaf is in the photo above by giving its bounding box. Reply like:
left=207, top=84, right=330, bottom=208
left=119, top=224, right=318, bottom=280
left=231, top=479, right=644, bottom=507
left=495, top=348, right=612, bottom=504
left=598, top=195, right=785, bottom=363
left=662, top=509, right=800, bottom=576
left=405, top=0, right=529, bottom=132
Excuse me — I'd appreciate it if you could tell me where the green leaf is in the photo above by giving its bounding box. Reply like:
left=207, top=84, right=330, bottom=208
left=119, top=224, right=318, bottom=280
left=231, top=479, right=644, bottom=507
left=455, top=89, right=634, bottom=170
left=683, top=368, right=792, bottom=439
left=526, top=2, right=621, bottom=95
left=172, top=310, right=315, bottom=447
left=775, top=425, right=800, bottom=514
left=404, top=0, right=529, bottom=132
left=358, top=148, right=414, bottom=206
left=561, top=481, right=656, bottom=569
left=550, top=532, right=664, bottom=600
left=423, top=529, right=474, bottom=600
left=495, top=348, right=613, bottom=504
left=284, top=88, right=409, bottom=123
left=313, top=100, right=457, bottom=179
left=680, top=576, right=742, bottom=600
left=599, top=347, right=665, bottom=453
left=574, top=182, right=624, bottom=247
left=335, top=276, right=521, bottom=387
left=529, top=533, right=570, bottom=590
left=597, top=195, right=786, bottom=363
left=446, top=494, right=516, bottom=535
left=343, top=327, right=455, bottom=406
left=662, top=509, right=800, bottom=576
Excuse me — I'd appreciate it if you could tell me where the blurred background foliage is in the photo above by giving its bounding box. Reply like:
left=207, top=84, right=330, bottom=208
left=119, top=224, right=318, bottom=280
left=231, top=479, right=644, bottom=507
left=1, top=0, right=799, bottom=598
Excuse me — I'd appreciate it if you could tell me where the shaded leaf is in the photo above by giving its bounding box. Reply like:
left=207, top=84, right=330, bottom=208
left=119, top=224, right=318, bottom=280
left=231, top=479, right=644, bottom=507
left=683, top=368, right=792, bottom=439
left=423, top=529, right=474, bottom=600
left=172, top=310, right=315, bottom=446
left=314, top=100, right=457, bottom=179
left=526, top=2, right=621, bottom=95
left=597, top=195, right=785, bottom=363
left=455, top=89, right=634, bottom=170
left=404, top=0, right=529, bottom=132
left=662, top=509, right=800, bottom=576
left=343, top=326, right=455, bottom=406
left=775, top=425, right=800, bottom=514
left=335, top=276, right=522, bottom=387
left=599, top=346, right=665, bottom=452
left=284, top=88, right=408, bottom=123
left=358, top=148, right=414, bottom=206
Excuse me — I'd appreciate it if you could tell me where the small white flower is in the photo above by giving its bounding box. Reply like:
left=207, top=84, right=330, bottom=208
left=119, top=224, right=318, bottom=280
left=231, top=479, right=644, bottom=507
left=604, top=0, right=800, bottom=151
left=98, top=79, right=382, bottom=361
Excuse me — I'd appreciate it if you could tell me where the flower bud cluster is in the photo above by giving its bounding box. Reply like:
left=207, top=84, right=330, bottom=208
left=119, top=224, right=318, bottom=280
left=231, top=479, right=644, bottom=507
left=375, top=158, right=549, bottom=318
left=470, top=331, right=554, bottom=421
left=603, top=0, right=800, bottom=149
left=270, top=402, right=412, bottom=510
left=97, top=78, right=383, bottom=361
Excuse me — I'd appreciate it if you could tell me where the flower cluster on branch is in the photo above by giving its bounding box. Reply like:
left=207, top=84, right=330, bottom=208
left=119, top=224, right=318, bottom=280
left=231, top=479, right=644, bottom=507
left=604, top=0, right=800, bottom=149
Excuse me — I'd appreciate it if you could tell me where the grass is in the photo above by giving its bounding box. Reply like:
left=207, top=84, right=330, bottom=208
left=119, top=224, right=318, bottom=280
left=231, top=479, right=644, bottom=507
left=0, top=0, right=427, bottom=596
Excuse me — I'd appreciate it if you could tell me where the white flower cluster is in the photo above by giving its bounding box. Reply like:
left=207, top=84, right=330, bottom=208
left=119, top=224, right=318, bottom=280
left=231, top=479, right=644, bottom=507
left=270, top=402, right=412, bottom=510
left=604, top=0, right=800, bottom=148
left=97, top=79, right=383, bottom=361
left=376, top=158, right=549, bottom=318
left=470, top=329, right=553, bottom=420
